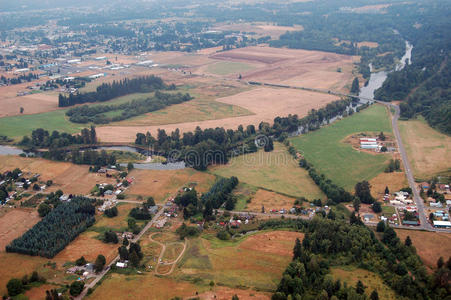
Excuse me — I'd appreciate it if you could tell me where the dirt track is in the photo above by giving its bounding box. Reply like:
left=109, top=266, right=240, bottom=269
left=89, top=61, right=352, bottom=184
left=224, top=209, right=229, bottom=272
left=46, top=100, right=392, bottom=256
left=149, top=232, right=187, bottom=276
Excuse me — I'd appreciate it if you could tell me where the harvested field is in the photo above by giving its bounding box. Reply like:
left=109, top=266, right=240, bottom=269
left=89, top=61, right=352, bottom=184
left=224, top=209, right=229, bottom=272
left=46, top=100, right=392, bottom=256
left=246, top=189, right=297, bottom=212
left=210, top=142, right=324, bottom=199
left=399, top=117, right=451, bottom=180
left=369, top=171, right=408, bottom=199
left=0, top=156, right=116, bottom=195
left=209, top=46, right=357, bottom=91
left=395, top=229, right=451, bottom=270
left=196, top=286, right=271, bottom=300
left=0, top=252, right=48, bottom=295
left=54, top=231, right=118, bottom=265
left=206, top=61, right=257, bottom=75
left=331, top=267, right=397, bottom=300
left=88, top=273, right=203, bottom=300
left=0, top=208, right=40, bottom=252
left=126, top=168, right=216, bottom=203
left=0, top=80, right=59, bottom=117
left=176, top=231, right=304, bottom=291
left=97, top=87, right=340, bottom=142
left=213, top=22, right=303, bottom=39
left=25, top=284, right=60, bottom=300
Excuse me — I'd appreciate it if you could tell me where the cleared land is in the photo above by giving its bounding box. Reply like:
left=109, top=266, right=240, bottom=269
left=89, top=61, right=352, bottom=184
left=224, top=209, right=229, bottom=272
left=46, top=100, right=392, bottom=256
left=331, top=267, right=397, bottom=300
left=369, top=171, right=408, bottom=200
left=210, top=142, right=324, bottom=199
left=395, top=229, right=451, bottom=270
left=175, top=231, right=304, bottom=291
left=399, top=117, right=451, bottom=180
left=212, top=22, right=304, bottom=39
left=208, top=46, right=357, bottom=92
left=93, top=203, right=138, bottom=232
left=290, top=104, right=393, bottom=190
left=126, top=168, right=216, bottom=203
left=0, top=208, right=40, bottom=252
left=247, top=189, right=298, bottom=212
left=0, top=156, right=117, bottom=195
left=206, top=61, right=257, bottom=75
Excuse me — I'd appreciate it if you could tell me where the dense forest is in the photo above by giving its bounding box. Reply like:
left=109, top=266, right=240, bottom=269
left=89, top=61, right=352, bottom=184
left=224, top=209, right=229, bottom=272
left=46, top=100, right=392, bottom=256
left=58, top=75, right=174, bottom=107
left=6, top=196, right=96, bottom=258
left=135, top=98, right=352, bottom=170
left=271, top=217, right=450, bottom=300
left=66, top=91, right=192, bottom=124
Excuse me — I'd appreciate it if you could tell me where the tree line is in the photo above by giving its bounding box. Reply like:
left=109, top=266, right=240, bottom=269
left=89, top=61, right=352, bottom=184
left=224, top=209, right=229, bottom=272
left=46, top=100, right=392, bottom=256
left=20, top=126, right=97, bottom=149
left=6, top=196, right=96, bottom=258
left=58, top=75, right=175, bottom=107
left=66, top=91, right=192, bottom=124
left=134, top=98, right=352, bottom=170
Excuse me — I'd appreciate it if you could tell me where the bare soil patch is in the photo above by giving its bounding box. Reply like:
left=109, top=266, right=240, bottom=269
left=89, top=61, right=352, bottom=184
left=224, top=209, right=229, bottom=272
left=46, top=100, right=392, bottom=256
left=213, top=22, right=303, bottom=39
left=209, top=46, right=357, bottom=91
left=239, top=231, right=304, bottom=257
left=0, top=208, right=40, bottom=252
left=0, top=82, right=59, bottom=117
left=126, top=168, right=216, bottom=203
left=53, top=231, right=118, bottom=265
left=369, top=171, right=408, bottom=200
left=97, top=87, right=339, bottom=142
left=246, top=189, right=297, bottom=213
left=196, top=286, right=271, bottom=300
left=395, top=229, right=451, bottom=270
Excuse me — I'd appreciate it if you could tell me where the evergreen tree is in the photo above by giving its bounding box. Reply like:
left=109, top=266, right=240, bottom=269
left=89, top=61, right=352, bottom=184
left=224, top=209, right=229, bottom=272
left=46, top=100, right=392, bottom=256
left=370, top=290, right=379, bottom=300
left=293, top=238, right=302, bottom=260
left=94, top=254, right=106, bottom=273
left=376, top=221, right=386, bottom=232
left=350, top=77, right=360, bottom=94
left=384, top=186, right=389, bottom=195
left=405, top=236, right=412, bottom=247
left=356, top=280, right=365, bottom=294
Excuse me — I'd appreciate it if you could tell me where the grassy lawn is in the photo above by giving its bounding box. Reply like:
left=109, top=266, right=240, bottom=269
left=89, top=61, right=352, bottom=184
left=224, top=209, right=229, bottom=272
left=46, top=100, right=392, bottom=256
left=209, top=142, right=325, bottom=199
left=290, top=104, right=393, bottom=191
left=207, top=61, right=256, bottom=75
left=398, top=116, right=451, bottom=180
left=382, top=205, right=395, bottom=216
left=330, top=266, right=398, bottom=300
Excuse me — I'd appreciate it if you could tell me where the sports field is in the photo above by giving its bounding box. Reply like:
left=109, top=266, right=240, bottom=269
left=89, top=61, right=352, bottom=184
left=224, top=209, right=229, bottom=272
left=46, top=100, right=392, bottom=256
left=399, top=117, right=451, bottom=180
left=209, top=142, right=324, bottom=199
left=290, top=104, right=393, bottom=190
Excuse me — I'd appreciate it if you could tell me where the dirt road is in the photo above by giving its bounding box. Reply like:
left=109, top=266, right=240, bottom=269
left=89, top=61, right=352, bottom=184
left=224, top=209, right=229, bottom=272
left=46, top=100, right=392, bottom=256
left=149, top=232, right=187, bottom=276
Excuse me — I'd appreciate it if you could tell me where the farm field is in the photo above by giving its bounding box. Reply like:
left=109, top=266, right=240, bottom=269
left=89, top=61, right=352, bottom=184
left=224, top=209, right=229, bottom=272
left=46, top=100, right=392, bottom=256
left=247, top=189, right=298, bottom=212
left=331, top=267, right=397, bottom=300
left=398, top=117, right=451, bottom=180
left=96, top=87, right=340, bottom=142
left=209, top=142, right=324, bottom=199
left=208, top=46, right=357, bottom=92
left=0, top=156, right=117, bottom=195
left=395, top=229, right=451, bottom=270
left=126, top=168, right=216, bottom=203
left=212, top=22, right=304, bottom=39
left=175, top=231, right=304, bottom=291
left=88, top=230, right=301, bottom=299
left=112, top=83, right=253, bottom=127
left=206, top=61, right=257, bottom=75
left=0, top=208, right=40, bottom=252
left=290, top=104, right=393, bottom=190
left=369, top=171, right=408, bottom=199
